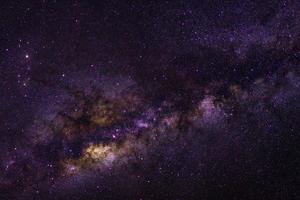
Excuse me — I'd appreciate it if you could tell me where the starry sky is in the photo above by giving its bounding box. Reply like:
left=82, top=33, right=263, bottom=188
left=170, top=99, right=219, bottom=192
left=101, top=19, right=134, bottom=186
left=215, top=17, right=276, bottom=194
left=1, top=1, right=300, bottom=200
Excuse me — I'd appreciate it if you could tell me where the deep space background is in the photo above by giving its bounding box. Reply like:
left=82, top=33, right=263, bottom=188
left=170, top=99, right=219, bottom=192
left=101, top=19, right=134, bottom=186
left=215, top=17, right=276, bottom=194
left=1, top=1, right=300, bottom=199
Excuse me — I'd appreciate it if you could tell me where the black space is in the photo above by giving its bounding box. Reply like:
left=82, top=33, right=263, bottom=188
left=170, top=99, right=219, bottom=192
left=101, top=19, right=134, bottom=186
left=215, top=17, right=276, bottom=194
left=1, top=1, right=300, bottom=200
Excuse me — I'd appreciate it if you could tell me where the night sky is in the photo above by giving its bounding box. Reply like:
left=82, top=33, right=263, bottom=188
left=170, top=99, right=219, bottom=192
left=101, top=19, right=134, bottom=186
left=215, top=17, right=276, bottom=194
left=1, top=1, right=300, bottom=200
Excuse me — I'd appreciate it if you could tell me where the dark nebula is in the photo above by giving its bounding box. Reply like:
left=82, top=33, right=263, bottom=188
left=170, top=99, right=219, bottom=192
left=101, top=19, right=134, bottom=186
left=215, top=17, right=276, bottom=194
left=1, top=1, right=300, bottom=200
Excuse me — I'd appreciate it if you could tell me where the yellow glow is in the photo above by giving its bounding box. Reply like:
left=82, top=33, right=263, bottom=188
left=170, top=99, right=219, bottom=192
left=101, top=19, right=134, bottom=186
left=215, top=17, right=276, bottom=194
left=84, top=144, right=112, bottom=160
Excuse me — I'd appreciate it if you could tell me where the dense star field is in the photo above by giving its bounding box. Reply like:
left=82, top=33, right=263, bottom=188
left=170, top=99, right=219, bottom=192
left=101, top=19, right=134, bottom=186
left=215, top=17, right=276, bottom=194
left=1, top=1, right=300, bottom=199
